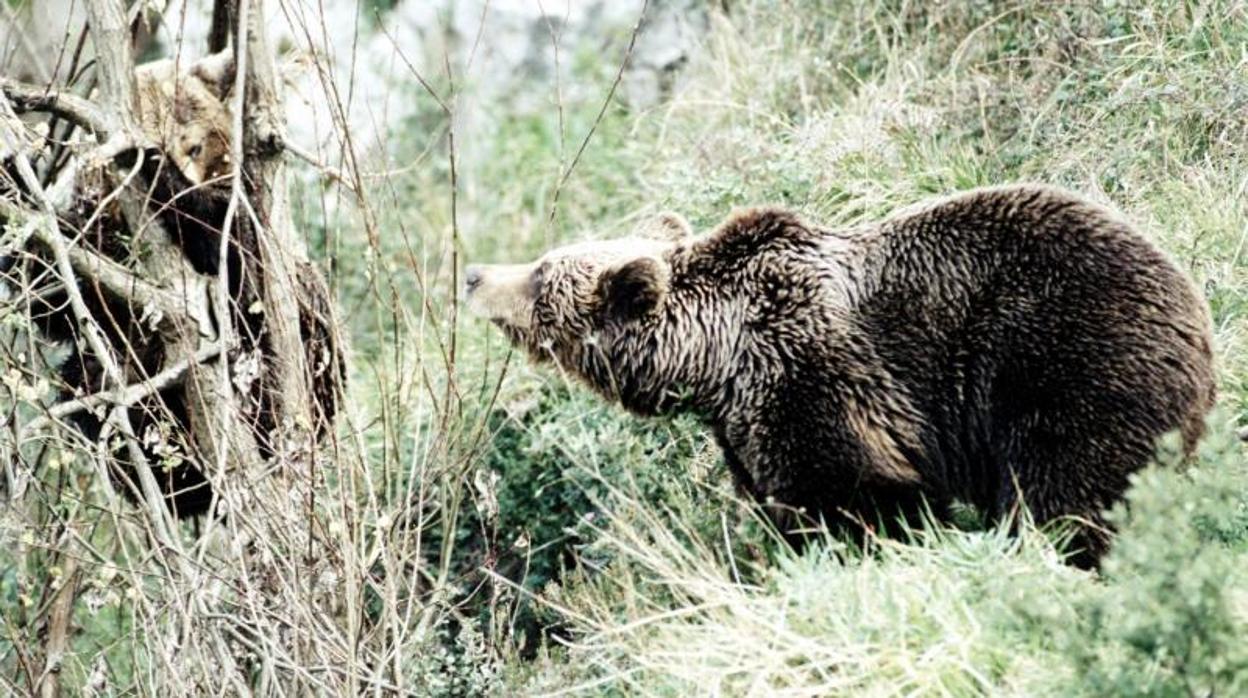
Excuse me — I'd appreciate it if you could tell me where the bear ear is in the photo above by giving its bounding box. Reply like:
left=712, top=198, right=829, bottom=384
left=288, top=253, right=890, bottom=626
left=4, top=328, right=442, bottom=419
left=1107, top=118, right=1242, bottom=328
left=190, top=49, right=237, bottom=100
left=634, top=212, right=693, bottom=242
left=599, top=257, right=669, bottom=321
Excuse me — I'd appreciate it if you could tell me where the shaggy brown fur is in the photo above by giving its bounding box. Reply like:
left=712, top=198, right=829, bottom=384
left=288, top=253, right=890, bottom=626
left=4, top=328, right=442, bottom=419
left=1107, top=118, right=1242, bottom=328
left=466, top=185, right=1217, bottom=566
left=135, top=51, right=235, bottom=186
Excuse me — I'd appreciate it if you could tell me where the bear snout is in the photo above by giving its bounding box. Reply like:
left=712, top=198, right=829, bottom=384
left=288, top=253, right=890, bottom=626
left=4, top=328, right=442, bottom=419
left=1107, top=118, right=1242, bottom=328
left=462, top=262, right=538, bottom=329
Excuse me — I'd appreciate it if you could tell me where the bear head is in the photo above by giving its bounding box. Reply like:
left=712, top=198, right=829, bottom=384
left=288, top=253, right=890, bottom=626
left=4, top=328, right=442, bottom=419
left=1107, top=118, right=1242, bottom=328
left=464, top=213, right=694, bottom=369
left=135, top=51, right=235, bottom=186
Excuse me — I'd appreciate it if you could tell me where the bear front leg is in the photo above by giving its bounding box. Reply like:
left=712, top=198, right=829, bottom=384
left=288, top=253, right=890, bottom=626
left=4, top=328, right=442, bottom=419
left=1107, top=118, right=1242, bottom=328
left=718, top=406, right=947, bottom=550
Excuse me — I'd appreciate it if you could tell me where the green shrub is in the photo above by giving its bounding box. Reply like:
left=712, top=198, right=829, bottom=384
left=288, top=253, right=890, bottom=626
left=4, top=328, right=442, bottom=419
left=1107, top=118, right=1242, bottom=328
left=482, top=381, right=706, bottom=587
left=515, top=419, right=1248, bottom=696
left=1046, top=419, right=1248, bottom=697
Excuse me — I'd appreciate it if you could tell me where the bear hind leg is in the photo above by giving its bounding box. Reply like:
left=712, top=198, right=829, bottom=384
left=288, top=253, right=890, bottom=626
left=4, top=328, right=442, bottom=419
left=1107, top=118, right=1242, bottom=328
left=991, top=457, right=1120, bottom=569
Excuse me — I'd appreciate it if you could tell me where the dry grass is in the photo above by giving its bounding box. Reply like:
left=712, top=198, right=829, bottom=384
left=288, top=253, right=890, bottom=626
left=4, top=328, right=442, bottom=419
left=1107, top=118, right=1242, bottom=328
left=2, top=0, right=1247, bottom=695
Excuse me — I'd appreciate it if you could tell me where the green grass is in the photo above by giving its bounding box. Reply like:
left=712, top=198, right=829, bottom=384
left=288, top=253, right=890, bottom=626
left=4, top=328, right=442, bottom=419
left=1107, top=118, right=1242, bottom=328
left=510, top=418, right=1248, bottom=696
left=5, top=0, right=1247, bottom=694
left=396, top=1, right=1248, bottom=694
left=316, top=0, right=1248, bottom=694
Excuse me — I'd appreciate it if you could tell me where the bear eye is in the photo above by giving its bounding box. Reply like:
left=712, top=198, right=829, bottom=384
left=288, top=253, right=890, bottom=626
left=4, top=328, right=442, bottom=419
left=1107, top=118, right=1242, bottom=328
left=188, top=144, right=203, bottom=159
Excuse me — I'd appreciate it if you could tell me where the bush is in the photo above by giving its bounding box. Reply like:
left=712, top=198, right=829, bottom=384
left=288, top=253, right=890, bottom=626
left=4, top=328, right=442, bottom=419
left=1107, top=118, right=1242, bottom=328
left=1047, top=420, right=1248, bottom=697
left=517, top=419, right=1248, bottom=696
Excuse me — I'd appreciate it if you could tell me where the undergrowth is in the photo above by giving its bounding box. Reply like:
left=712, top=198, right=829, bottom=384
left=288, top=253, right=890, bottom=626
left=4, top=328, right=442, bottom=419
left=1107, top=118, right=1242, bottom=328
left=2, top=0, right=1246, bottom=694
left=472, top=1, right=1248, bottom=694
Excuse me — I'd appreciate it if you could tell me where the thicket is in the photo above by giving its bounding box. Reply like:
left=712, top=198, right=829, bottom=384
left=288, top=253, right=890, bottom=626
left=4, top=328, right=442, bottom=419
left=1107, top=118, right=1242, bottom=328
left=2, top=0, right=1246, bottom=694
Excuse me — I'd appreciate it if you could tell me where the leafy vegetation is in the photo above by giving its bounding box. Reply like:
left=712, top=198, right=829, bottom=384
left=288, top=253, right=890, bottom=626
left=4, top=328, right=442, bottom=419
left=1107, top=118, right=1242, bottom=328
left=465, top=1, right=1248, bottom=693
left=3, top=0, right=1247, bottom=694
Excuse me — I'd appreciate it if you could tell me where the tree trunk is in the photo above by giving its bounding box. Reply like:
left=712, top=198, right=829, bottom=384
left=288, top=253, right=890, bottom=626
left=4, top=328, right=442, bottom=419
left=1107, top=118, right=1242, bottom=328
left=0, top=0, right=344, bottom=689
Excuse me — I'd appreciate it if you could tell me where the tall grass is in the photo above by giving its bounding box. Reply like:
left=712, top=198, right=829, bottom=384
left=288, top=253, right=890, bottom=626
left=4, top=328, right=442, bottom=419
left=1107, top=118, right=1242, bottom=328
left=503, top=1, right=1248, bottom=694
left=1, top=0, right=1246, bottom=694
left=519, top=419, right=1248, bottom=696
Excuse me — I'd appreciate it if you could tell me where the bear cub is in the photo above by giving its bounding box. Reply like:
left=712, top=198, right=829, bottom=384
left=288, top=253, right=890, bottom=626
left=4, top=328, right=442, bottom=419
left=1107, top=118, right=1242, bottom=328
left=2, top=51, right=241, bottom=517
left=465, top=185, right=1217, bottom=566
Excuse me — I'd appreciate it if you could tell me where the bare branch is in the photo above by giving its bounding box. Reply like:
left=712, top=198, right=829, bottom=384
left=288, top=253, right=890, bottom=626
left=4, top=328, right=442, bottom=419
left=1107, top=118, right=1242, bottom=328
left=21, top=343, right=224, bottom=437
left=283, top=139, right=357, bottom=194
left=209, top=0, right=236, bottom=54
left=35, top=554, right=80, bottom=698
left=0, top=203, right=43, bottom=259
left=239, top=0, right=316, bottom=427
left=0, top=2, right=51, bottom=85
left=0, top=197, right=193, bottom=328
left=0, top=91, right=184, bottom=549
left=1, top=79, right=111, bottom=136
left=547, top=0, right=649, bottom=225
left=82, top=0, right=137, bottom=122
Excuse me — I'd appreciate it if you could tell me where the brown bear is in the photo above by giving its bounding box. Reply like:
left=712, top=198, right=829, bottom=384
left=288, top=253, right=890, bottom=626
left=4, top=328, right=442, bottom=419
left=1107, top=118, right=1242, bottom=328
left=465, top=185, right=1217, bottom=566
left=1, top=52, right=244, bottom=517
left=3, top=51, right=276, bottom=518
left=134, top=50, right=235, bottom=186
